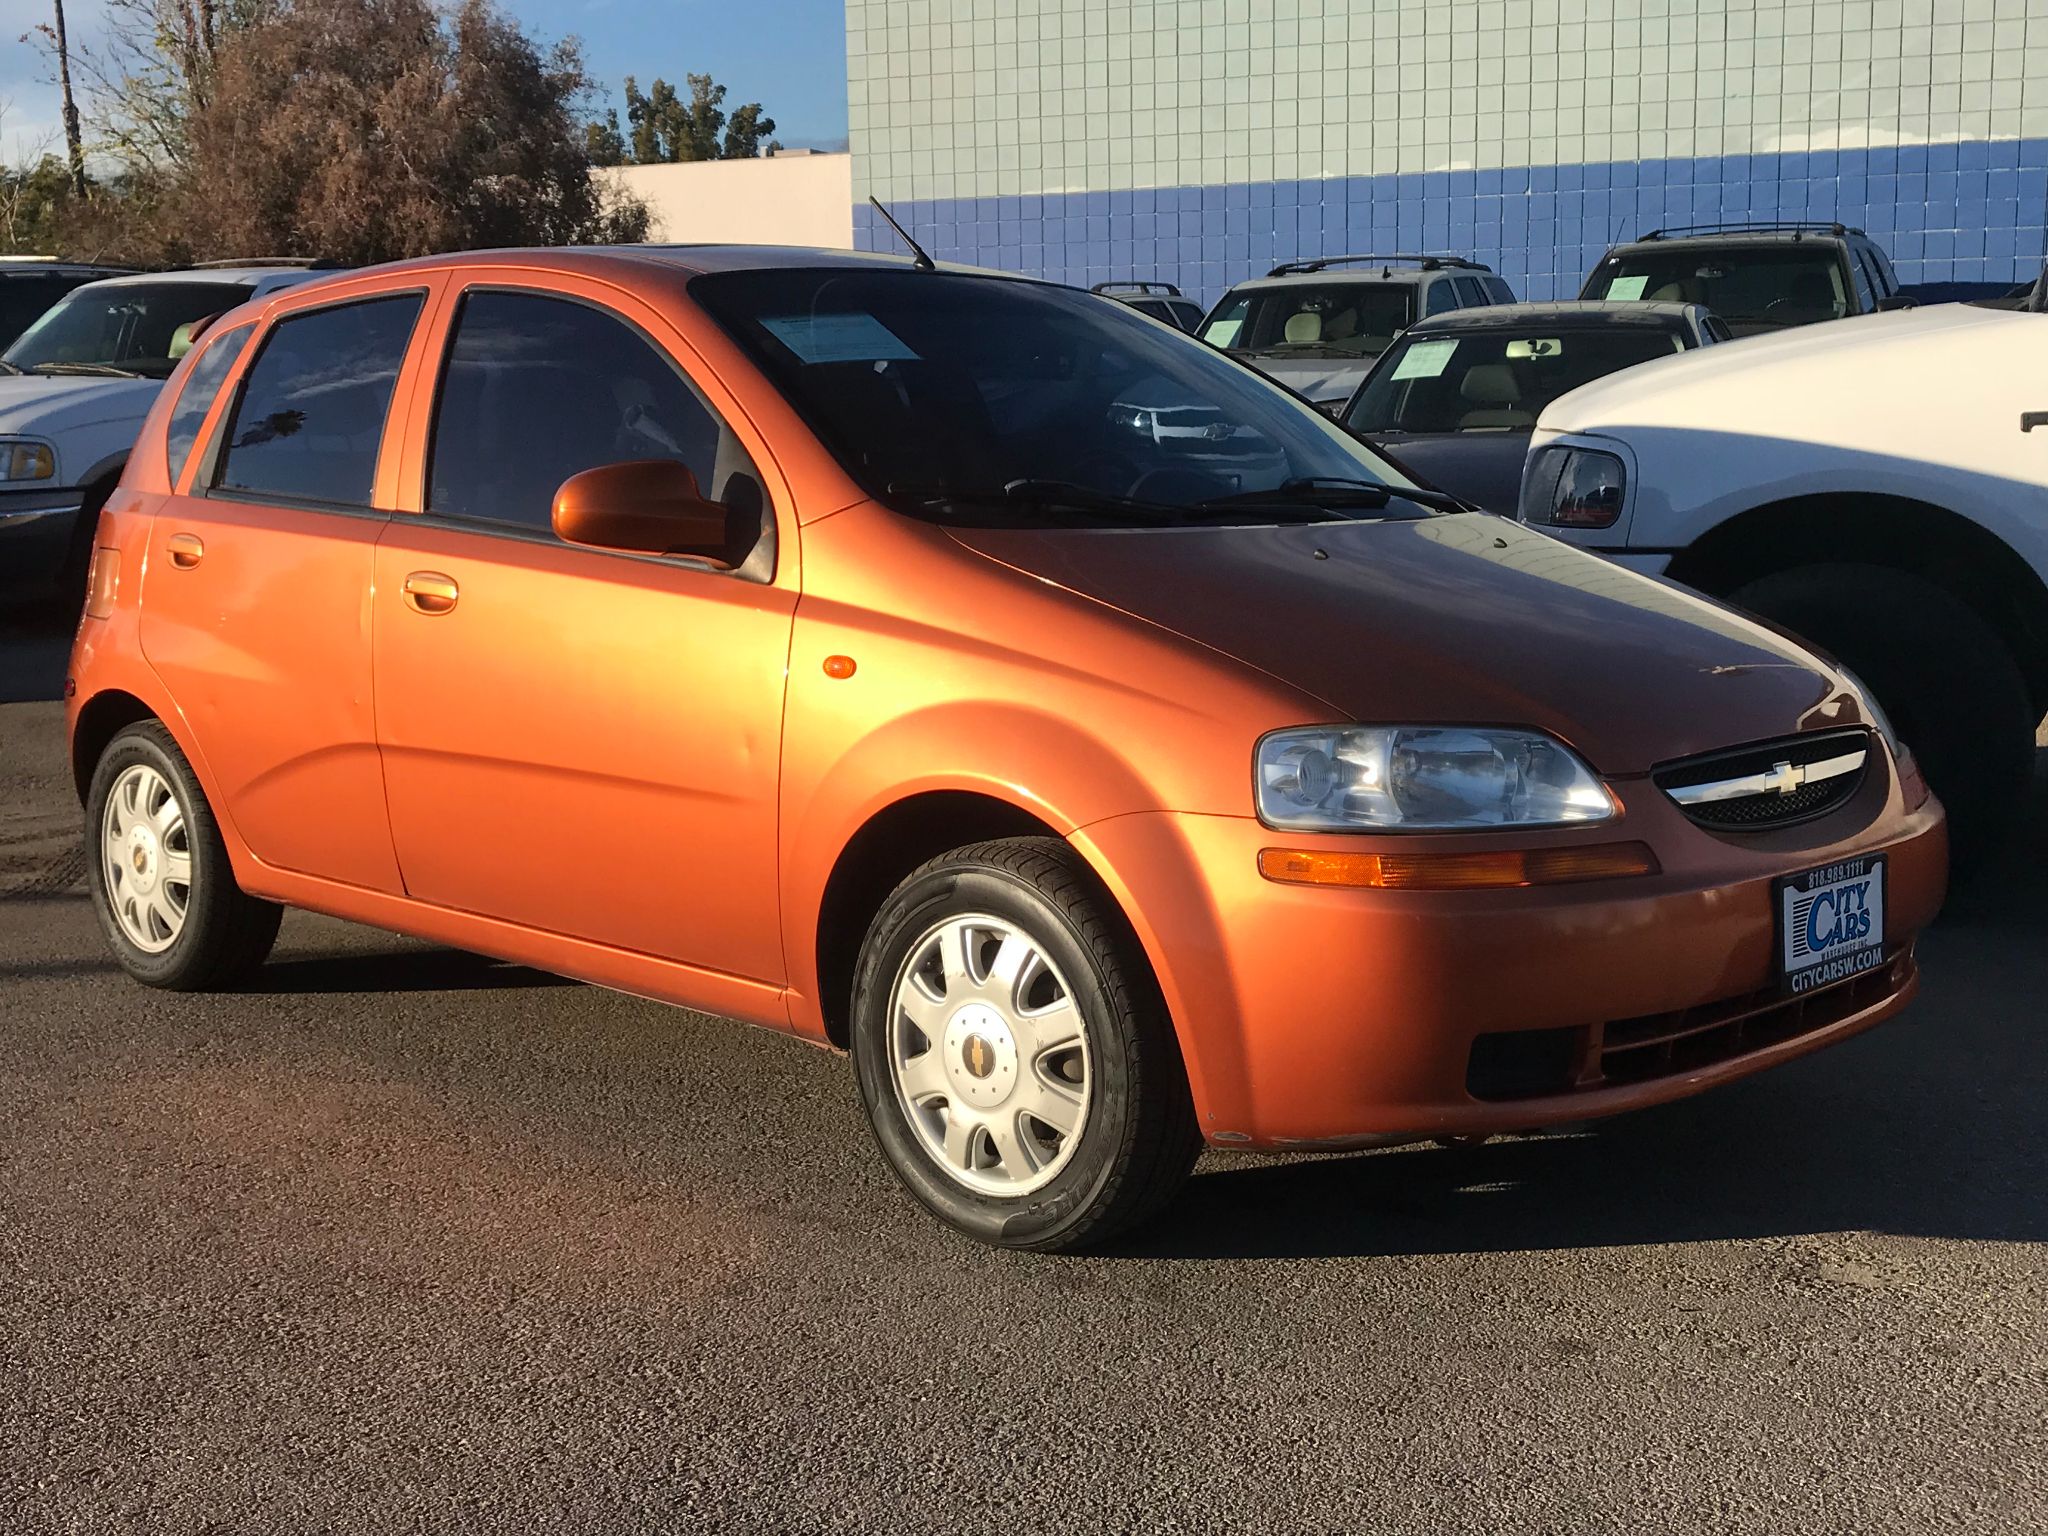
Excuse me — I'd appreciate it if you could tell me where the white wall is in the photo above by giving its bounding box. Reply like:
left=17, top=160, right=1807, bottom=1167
left=600, top=153, right=854, bottom=248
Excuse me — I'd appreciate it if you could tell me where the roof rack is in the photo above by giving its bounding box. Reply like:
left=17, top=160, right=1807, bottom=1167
left=186, top=257, right=346, bottom=270
left=1267, top=253, right=1491, bottom=277
left=1091, top=280, right=1184, bottom=296
left=1636, top=221, right=1861, bottom=242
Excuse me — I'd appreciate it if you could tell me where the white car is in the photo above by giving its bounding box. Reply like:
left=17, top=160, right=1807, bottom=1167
left=1519, top=288, right=2048, bottom=862
left=0, top=263, right=335, bottom=613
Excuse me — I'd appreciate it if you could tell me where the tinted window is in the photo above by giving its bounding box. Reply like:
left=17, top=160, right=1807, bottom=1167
left=693, top=268, right=1419, bottom=529
left=1166, top=300, right=1204, bottom=331
left=0, top=275, right=91, bottom=350
left=215, top=294, right=423, bottom=507
left=1423, top=280, right=1463, bottom=316
left=1130, top=299, right=1175, bottom=323
left=1850, top=249, right=1878, bottom=308
left=1347, top=326, right=1688, bottom=435
left=1199, top=281, right=1413, bottom=357
left=3, top=280, right=253, bottom=378
left=1486, top=276, right=1518, bottom=304
left=1584, top=246, right=1849, bottom=332
left=164, top=323, right=253, bottom=488
left=1452, top=276, right=1490, bottom=308
left=428, top=290, right=742, bottom=535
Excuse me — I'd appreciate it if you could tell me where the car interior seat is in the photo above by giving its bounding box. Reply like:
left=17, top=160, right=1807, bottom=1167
left=1283, top=311, right=1323, bottom=344
left=1457, top=362, right=1535, bottom=430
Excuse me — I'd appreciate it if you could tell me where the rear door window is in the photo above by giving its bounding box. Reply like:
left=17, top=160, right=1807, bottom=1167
left=1424, top=280, right=1463, bottom=316
left=213, top=294, right=425, bottom=507
left=426, top=289, right=759, bottom=541
left=1453, top=276, right=1490, bottom=308
left=164, top=322, right=254, bottom=488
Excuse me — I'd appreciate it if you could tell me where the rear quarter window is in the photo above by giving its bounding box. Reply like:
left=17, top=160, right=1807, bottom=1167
left=164, top=322, right=254, bottom=489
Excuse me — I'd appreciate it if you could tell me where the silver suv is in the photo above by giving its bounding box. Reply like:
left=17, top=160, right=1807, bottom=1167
left=1198, top=254, right=1516, bottom=405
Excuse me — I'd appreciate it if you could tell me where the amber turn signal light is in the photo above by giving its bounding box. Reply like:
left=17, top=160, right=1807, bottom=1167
left=1257, top=842, right=1661, bottom=890
left=85, top=546, right=120, bottom=620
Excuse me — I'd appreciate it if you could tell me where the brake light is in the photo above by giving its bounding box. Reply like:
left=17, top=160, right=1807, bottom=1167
left=85, top=546, right=120, bottom=618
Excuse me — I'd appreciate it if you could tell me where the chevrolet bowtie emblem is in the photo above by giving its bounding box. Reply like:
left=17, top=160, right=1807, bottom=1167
left=1760, top=760, right=1806, bottom=795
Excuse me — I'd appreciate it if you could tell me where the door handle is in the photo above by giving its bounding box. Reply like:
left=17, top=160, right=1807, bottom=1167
left=401, top=571, right=460, bottom=615
left=2024, top=412, right=2048, bottom=433
left=166, top=532, right=204, bottom=569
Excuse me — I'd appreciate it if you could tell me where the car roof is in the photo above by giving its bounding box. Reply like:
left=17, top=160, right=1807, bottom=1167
left=1603, top=229, right=1860, bottom=255
left=1405, top=300, right=1707, bottom=334
left=0, top=258, right=135, bottom=276
left=79, top=264, right=341, bottom=289
left=1219, top=266, right=1468, bottom=294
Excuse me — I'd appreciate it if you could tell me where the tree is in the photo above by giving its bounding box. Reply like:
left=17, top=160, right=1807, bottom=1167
left=150, top=0, right=647, bottom=265
left=611, top=73, right=776, bottom=163
left=721, top=100, right=777, bottom=160
left=585, top=108, right=626, bottom=168
left=49, top=0, right=87, bottom=195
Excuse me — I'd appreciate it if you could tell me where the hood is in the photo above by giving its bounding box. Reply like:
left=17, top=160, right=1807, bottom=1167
left=1241, top=354, right=1376, bottom=404
left=0, top=373, right=162, bottom=440
left=945, top=514, right=1857, bottom=775
left=1540, top=302, right=2015, bottom=436
left=1367, top=433, right=1530, bottom=517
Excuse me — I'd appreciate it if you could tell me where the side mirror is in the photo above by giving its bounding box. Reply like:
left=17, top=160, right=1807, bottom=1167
left=1874, top=293, right=1919, bottom=312
left=552, top=459, right=736, bottom=565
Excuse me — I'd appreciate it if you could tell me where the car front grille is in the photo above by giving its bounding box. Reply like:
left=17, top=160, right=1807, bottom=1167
left=1466, top=945, right=1913, bottom=1102
left=1652, top=728, right=1872, bottom=832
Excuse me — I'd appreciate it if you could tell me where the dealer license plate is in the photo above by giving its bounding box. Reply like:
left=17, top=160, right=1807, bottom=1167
left=1778, top=855, right=1887, bottom=995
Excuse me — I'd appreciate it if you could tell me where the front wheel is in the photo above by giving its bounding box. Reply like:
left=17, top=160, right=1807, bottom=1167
left=85, top=721, right=282, bottom=990
left=850, top=837, right=1199, bottom=1251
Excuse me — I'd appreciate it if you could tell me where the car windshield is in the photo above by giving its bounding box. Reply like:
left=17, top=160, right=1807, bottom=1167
left=2, top=280, right=252, bottom=378
left=1585, top=246, right=1847, bottom=332
left=691, top=268, right=1419, bottom=528
left=1199, top=282, right=1413, bottom=358
left=1347, top=327, right=1689, bottom=434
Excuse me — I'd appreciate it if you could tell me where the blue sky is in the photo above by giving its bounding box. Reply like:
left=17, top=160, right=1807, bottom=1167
left=1, top=0, right=849, bottom=162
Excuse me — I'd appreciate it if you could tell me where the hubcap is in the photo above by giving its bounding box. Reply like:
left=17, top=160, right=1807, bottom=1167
left=101, top=764, right=191, bottom=953
left=887, top=913, right=1092, bottom=1197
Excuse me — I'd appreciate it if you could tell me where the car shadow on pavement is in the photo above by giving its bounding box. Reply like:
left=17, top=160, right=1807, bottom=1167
left=1121, top=783, right=2048, bottom=1261
left=246, top=947, right=578, bottom=994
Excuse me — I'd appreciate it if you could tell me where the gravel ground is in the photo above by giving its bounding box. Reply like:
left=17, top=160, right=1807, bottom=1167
left=2, top=633, right=2045, bottom=1534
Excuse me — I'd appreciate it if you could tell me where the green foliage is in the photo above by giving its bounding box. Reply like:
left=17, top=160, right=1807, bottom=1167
left=614, top=73, right=777, bottom=163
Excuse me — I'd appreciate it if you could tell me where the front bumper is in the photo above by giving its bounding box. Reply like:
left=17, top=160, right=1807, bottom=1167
left=0, top=487, right=85, bottom=602
left=1072, top=762, right=1946, bottom=1147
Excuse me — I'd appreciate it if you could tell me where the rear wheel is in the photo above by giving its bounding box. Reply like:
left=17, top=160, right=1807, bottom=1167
left=1727, top=563, right=2034, bottom=871
left=85, top=721, right=282, bottom=990
left=850, top=837, right=1199, bottom=1251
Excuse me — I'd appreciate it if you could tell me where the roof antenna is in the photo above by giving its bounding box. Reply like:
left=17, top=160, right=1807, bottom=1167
left=869, top=196, right=935, bottom=272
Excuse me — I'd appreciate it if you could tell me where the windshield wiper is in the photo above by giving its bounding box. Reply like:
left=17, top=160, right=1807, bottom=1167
left=29, top=361, right=148, bottom=379
left=887, top=478, right=1188, bottom=525
left=0, top=360, right=20, bottom=376
left=1197, top=476, right=1476, bottom=517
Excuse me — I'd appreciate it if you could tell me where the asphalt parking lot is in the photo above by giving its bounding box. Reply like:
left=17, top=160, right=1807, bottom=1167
left=3, top=619, right=2045, bottom=1534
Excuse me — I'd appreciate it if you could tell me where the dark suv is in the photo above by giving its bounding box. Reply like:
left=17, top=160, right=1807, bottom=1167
left=1580, top=223, right=1912, bottom=335
left=0, top=259, right=137, bottom=350
left=1091, top=281, right=1205, bottom=332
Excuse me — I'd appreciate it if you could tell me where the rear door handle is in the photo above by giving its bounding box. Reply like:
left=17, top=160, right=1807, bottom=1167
left=166, top=532, right=204, bottom=569
left=401, top=571, right=460, bottom=616
left=2023, top=412, right=2048, bottom=433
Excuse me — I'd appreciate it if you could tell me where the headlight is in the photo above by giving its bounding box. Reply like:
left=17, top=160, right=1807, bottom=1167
left=1836, top=666, right=1905, bottom=760
left=1520, top=445, right=1625, bottom=529
left=0, top=438, right=56, bottom=483
left=1256, top=725, right=1617, bottom=831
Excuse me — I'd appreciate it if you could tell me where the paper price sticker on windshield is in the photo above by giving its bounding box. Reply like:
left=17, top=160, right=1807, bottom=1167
left=1391, top=339, right=1459, bottom=380
left=1605, top=275, right=1650, bottom=301
left=762, top=313, right=921, bottom=364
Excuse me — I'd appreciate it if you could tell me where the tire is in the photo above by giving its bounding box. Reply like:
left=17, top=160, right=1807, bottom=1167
left=1727, top=563, right=2034, bottom=871
left=85, top=720, right=282, bottom=990
left=850, top=837, right=1199, bottom=1252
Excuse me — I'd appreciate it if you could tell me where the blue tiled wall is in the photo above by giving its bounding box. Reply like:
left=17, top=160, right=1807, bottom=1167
left=854, top=140, right=2048, bottom=308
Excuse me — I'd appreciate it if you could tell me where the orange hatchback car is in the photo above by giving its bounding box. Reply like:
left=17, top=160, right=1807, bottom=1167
left=68, top=248, right=1945, bottom=1250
